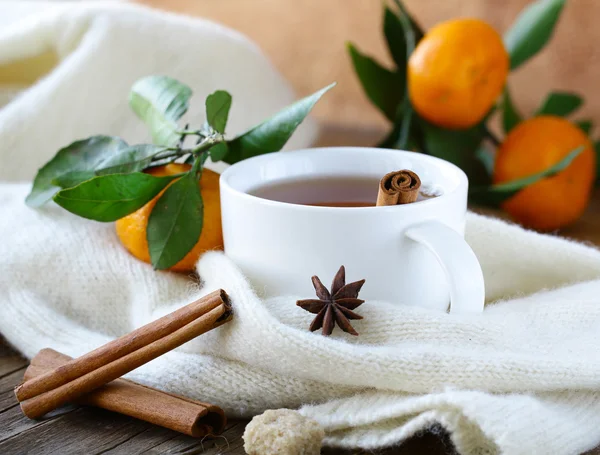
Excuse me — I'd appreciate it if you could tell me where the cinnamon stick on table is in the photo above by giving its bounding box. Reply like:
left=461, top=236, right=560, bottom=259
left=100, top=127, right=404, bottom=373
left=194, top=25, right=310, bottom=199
left=24, top=349, right=226, bottom=437
left=15, top=289, right=232, bottom=420
left=376, top=170, right=421, bottom=206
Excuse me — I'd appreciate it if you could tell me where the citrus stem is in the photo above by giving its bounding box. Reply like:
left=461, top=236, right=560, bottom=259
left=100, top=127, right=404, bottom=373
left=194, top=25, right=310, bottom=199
left=149, top=136, right=225, bottom=166
left=151, top=149, right=183, bottom=161
left=176, top=130, right=204, bottom=136
left=191, top=154, right=203, bottom=176
left=189, top=135, right=224, bottom=155
left=186, top=135, right=225, bottom=177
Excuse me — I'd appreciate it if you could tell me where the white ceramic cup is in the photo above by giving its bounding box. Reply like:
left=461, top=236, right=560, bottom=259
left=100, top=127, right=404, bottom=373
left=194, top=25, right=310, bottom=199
left=219, top=147, right=485, bottom=313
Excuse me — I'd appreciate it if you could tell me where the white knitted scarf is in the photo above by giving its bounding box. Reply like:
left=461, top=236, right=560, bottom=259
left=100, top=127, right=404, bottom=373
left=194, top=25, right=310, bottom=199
left=2, top=2, right=600, bottom=455
left=3, top=186, right=600, bottom=455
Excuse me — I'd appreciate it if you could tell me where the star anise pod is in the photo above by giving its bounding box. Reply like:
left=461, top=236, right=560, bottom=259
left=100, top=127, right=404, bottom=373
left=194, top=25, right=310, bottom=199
left=296, top=266, right=365, bottom=336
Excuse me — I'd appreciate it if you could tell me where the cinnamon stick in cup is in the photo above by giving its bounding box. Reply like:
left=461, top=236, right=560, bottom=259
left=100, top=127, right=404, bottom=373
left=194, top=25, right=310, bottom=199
left=24, top=349, right=226, bottom=437
left=376, top=171, right=402, bottom=206
left=376, top=170, right=421, bottom=206
left=15, top=289, right=232, bottom=419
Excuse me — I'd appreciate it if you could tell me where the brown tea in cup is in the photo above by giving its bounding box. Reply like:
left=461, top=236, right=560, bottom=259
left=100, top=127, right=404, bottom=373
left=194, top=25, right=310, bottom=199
left=249, top=175, right=433, bottom=207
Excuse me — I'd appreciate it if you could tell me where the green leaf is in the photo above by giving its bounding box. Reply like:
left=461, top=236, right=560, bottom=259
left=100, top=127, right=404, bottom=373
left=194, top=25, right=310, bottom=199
left=26, top=136, right=128, bottom=207
left=52, top=171, right=96, bottom=189
left=475, top=145, right=495, bottom=176
left=395, top=6, right=417, bottom=73
left=383, top=6, right=407, bottom=69
left=129, top=75, right=192, bottom=146
left=396, top=104, right=414, bottom=149
left=53, top=172, right=179, bottom=222
left=419, top=119, right=485, bottom=162
left=503, top=0, right=566, bottom=70
left=347, top=43, right=402, bottom=121
left=471, top=146, right=584, bottom=205
left=224, top=83, right=335, bottom=164
left=96, top=144, right=168, bottom=174
left=576, top=120, right=593, bottom=136
left=384, top=102, right=418, bottom=149
left=502, top=88, right=523, bottom=134
left=52, top=144, right=168, bottom=188
left=209, top=142, right=228, bottom=162
left=206, top=90, right=232, bottom=134
left=392, top=0, right=425, bottom=42
left=419, top=117, right=489, bottom=185
left=377, top=114, right=422, bottom=151
left=536, top=91, right=583, bottom=117
left=147, top=172, right=203, bottom=270
left=393, top=6, right=417, bottom=149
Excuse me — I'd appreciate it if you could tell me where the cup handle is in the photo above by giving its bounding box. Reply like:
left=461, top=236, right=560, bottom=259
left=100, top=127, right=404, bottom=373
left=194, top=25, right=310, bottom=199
left=405, top=220, right=485, bottom=313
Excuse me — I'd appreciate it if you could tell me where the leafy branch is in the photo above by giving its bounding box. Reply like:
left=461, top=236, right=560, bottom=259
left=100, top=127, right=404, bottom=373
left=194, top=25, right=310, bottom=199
left=27, top=76, right=335, bottom=269
left=348, top=0, right=598, bottom=206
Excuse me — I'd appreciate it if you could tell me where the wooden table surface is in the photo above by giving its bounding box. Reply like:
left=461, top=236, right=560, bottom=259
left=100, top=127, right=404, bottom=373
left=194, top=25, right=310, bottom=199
left=0, top=340, right=460, bottom=454
left=2, top=127, right=600, bottom=454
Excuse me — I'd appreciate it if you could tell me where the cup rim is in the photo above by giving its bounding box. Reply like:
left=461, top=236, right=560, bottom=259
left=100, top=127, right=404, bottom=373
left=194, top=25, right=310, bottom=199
left=219, top=147, right=468, bottom=212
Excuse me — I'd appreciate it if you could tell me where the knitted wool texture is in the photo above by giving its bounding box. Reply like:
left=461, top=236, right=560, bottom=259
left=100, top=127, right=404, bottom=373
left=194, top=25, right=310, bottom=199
left=3, top=182, right=600, bottom=455
left=2, top=3, right=600, bottom=455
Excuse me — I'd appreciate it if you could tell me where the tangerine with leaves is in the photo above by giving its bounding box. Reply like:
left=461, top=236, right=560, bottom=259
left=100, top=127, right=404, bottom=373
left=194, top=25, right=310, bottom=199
left=27, top=75, right=334, bottom=271
left=408, top=18, right=509, bottom=129
left=115, top=164, right=223, bottom=272
left=493, top=116, right=596, bottom=231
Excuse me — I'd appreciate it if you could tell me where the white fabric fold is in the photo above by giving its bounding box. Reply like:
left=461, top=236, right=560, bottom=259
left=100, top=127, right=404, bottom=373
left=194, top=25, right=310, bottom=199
left=0, top=1, right=316, bottom=181
left=2, top=182, right=600, bottom=454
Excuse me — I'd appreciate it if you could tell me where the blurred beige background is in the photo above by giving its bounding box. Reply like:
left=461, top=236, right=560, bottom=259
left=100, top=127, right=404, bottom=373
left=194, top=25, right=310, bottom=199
left=138, top=0, right=600, bottom=138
